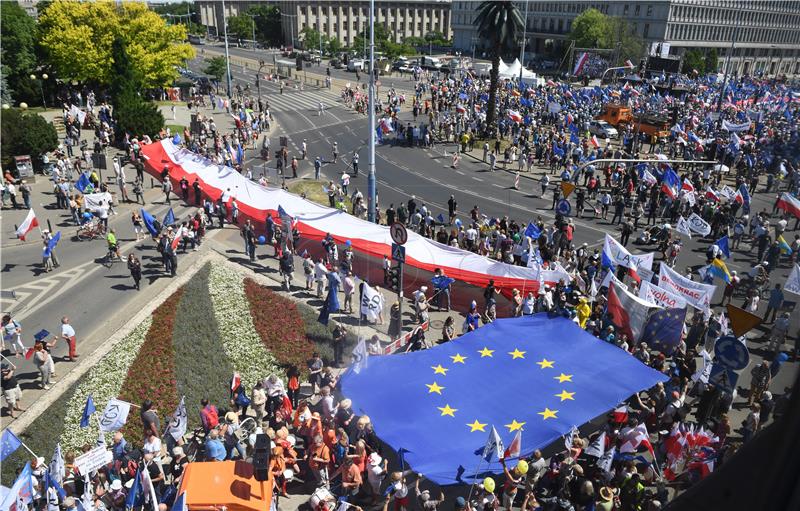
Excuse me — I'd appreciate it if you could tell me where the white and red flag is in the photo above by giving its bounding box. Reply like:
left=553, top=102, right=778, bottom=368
left=15, top=208, right=39, bottom=241
left=231, top=372, right=241, bottom=392
left=607, top=278, right=658, bottom=341
left=503, top=430, right=521, bottom=459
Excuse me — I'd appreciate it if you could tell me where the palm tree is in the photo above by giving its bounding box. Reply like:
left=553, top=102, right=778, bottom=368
left=474, top=1, right=524, bottom=134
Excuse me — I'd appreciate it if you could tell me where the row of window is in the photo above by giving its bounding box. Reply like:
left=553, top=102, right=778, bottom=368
left=668, top=22, right=800, bottom=44
left=298, top=5, right=446, bottom=20
left=302, top=20, right=437, bottom=33
left=671, top=4, right=800, bottom=27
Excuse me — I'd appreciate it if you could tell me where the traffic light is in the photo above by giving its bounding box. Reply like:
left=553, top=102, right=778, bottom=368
left=388, top=266, right=401, bottom=292
left=296, top=55, right=303, bottom=71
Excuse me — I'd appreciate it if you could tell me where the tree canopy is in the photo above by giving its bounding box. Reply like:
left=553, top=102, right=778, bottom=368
left=227, top=13, right=256, bottom=41
left=244, top=5, right=283, bottom=47
left=1, top=109, right=58, bottom=167
left=110, top=38, right=164, bottom=140
left=0, top=2, right=39, bottom=104
left=38, top=0, right=195, bottom=87
left=203, top=56, right=227, bottom=83
left=569, top=8, right=644, bottom=64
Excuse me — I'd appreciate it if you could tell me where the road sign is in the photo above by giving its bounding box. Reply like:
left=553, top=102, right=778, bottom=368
left=556, top=199, right=572, bottom=216
left=714, top=335, right=750, bottom=370
left=708, top=363, right=739, bottom=394
left=391, top=243, right=406, bottom=263
left=390, top=222, right=408, bottom=245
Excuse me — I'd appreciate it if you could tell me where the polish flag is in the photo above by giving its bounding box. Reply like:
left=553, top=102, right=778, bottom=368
left=508, top=110, right=523, bottom=123
left=776, top=192, right=800, bottom=218
left=231, top=372, right=241, bottom=392
left=456, top=104, right=467, bottom=114
left=681, top=179, right=695, bottom=194
left=705, top=187, right=720, bottom=202
left=15, top=208, right=39, bottom=241
left=625, top=59, right=634, bottom=68
left=664, top=423, right=686, bottom=462
left=619, top=423, right=654, bottom=455
left=693, top=426, right=718, bottom=447
left=687, top=458, right=715, bottom=479
left=607, top=279, right=656, bottom=341
left=590, top=135, right=600, bottom=148
left=612, top=405, right=629, bottom=424
left=170, top=231, right=183, bottom=251
left=503, top=430, right=521, bottom=459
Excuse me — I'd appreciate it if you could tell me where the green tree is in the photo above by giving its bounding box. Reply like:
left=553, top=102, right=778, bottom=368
left=38, top=1, right=194, bottom=87
left=607, top=17, right=644, bottom=65
left=204, top=56, right=227, bottom=85
left=705, top=48, right=719, bottom=73
left=0, top=2, right=38, bottom=105
left=474, top=0, right=524, bottom=132
left=326, top=37, right=343, bottom=55
left=569, top=8, right=611, bottom=48
left=110, top=39, right=164, bottom=141
left=246, top=5, right=282, bottom=47
left=1, top=109, right=58, bottom=168
left=227, top=13, right=255, bottom=41
left=300, top=27, right=323, bottom=51
left=682, top=49, right=706, bottom=74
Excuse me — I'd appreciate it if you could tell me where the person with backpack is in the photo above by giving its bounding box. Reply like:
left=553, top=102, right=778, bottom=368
left=199, top=398, right=219, bottom=434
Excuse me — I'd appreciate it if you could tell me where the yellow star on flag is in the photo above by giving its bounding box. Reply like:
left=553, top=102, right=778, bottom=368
left=508, top=348, right=526, bottom=359
left=537, top=358, right=555, bottom=369
left=432, top=364, right=449, bottom=376
left=450, top=353, right=467, bottom=364
left=438, top=404, right=457, bottom=417
left=554, top=373, right=573, bottom=383
left=466, top=420, right=487, bottom=432
left=538, top=408, right=558, bottom=420
left=505, top=419, right=526, bottom=432
left=478, top=347, right=495, bottom=358
left=555, top=390, right=575, bottom=401
left=426, top=382, right=445, bottom=395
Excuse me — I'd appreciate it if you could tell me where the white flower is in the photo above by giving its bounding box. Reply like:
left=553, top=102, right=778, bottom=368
left=207, top=264, right=282, bottom=388
left=60, top=318, right=152, bottom=453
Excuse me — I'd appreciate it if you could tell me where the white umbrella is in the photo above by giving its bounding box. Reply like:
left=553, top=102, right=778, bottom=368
left=713, top=163, right=730, bottom=173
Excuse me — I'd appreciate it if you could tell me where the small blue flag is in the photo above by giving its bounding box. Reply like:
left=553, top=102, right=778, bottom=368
left=431, top=275, right=456, bottom=290
left=0, top=429, right=22, bottom=461
left=163, top=208, right=176, bottom=227
left=44, top=231, right=61, bottom=258
left=437, top=213, right=445, bottom=224
left=640, top=308, right=687, bottom=355
left=171, top=491, right=188, bottom=511
left=524, top=222, right=541, bottom=239
left=714, top=236, right=731, bottom=259
left=601, top=249, right=615, bottom=270
left=140, top=208, right=159, bottom=237
left=80, top=395, right=96, bottom=428
left=125, top=468, right=143, bottom=510
left=44, top=470, right=67, bottom=499
left=75, top=173, right=91, bottom=193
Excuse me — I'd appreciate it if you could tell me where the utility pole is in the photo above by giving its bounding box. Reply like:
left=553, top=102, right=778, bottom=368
left=519, top=0, right=529, bottom=82
left=367, top=0, right=376, bottom=223
left=221, top=0, right=233, bottom=98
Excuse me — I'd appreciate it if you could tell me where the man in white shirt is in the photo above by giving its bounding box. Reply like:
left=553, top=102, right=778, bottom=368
left=60, top=316, right=78, bottom=361
left=314, top=259, right=328, bottom=298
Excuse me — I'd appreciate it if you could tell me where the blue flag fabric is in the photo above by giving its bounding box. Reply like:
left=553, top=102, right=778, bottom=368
left=44, top=470, right=67, bottom=499
left=714, top=236, right=731, bottom=259
left=125, top=469, right=142, bottom=510
left=44, top=231, right=61, bottom=258
left=640, top=308, right=688, bottom=355
left=140, top=209, right=159, bottom=237
left=524, top=222, right=541, bottom=240
left=0, top=429, right=22, bottom=461
left=437, top=213, right=446, bottom=224
left=340, top=315, right=667, bottom=484
left=431, top=275, right=456, bottom=290
left=171, top=491, right=187, bottom=511
left=163, top=208, right=176, bottom=227
left=80, top=395, right=96, bottom=428
left=75, top=173, right=91, bottom=193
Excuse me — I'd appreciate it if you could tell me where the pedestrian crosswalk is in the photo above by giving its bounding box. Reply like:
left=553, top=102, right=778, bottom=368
left=260, top=89, right=345, bottom=113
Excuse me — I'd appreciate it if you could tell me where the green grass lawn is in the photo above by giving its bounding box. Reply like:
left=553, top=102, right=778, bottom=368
left=288, top=179, right=353, bottom=211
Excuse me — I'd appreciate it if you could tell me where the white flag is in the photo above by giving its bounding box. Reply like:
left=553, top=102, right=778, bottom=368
left=482, top=426, right=504, bottom=462
left=675, top=216, right=692, bottom=238
left=687, top=213, right=711, bottom=236
left=165, top=396, right=188, bottom=442
left=50, top=443, right=65, bottom=485
left=141, top=464, right=159, bottom=511
left=351, top=337, right=369, bottom=374
left=564, top=425, right=579, bottom=451
left=589, top=278, right=598, bottom=300
left=98, top=399, right=131, bottom=432
left=692, top=349, right=713, bottom=383
left=784, top=264, right=800, bottom=296
left=598, top=446, right=616, bottom=473
left=81, top=474, right=95, bottom=511
left=359, top=283, right=384, bottom=323
left=584, top=432, right=606, bottom=458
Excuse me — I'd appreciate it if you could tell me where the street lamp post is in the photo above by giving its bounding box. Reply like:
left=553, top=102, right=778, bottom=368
left=519, top=0, right=529, bottom=83
left=367, top=0, right=376, bottom=223
left=221, top=0, right=233, bottom=98
left=30, top=73, right=48, bottom=108
left=256, top=59, right=265, bottom=104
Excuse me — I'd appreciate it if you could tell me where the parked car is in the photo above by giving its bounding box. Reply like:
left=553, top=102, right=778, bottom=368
left=589, top=120, right=619, bottom=139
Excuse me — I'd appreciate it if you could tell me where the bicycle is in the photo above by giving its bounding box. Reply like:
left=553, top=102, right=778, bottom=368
left=103, top=243, right=122, bottom=267
left=184, top=427, right=207, bottom=462
left=76, top=222, right=104, bottom=241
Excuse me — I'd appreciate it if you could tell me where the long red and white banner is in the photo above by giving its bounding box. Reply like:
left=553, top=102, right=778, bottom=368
left=140, top=140, right=564, bottom=293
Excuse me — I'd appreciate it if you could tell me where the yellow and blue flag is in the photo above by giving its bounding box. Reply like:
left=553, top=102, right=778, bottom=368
left=340, top=315, right=667, bottom=484
left=708, top=258, right=732, bottom=283
left=777, top=235, right=792, bottom=255
left=640, top=308, right=688, bottom=355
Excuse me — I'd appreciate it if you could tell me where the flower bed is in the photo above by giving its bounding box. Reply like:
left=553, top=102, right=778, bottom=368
left=208, top=265, right=282, bottom=389
left=60, top=317, right=153, bottom=453
left=172, top=264, right=233, bottom=430
left=117, top=288, right=184, bottom=441
left=243, top=278, right=314, bottom=370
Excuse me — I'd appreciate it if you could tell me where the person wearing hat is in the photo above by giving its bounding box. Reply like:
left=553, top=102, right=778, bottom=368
left=499, top=458, right=528, bottom=510
left=414, top=478, right=444, bottom=510
left=385, top=471, right=410, bottom=511
left=307, top=434, right=331, bottom=488
left=63, top=496, right=78, bottom=511
left=169, top=446, right=189, bottom=484
left=108, top=478, right=127, bottom=510
left=596, top=486, right=618, bottom=511
left=366, top=452, right=388, bottom=503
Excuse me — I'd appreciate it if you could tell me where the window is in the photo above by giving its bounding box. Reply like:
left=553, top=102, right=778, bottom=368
left=558, top=19, right=563, bottom=33
left=644, top=23, right=650, bottom=38
left=647, top=4, right=653, bottom=16
left=624, top=4, right=629, bottom=15
left=323, top=23, right=327, bottom=32
left=635, top=5, right=640, bottom=15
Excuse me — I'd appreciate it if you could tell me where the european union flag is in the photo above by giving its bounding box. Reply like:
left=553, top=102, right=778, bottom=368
left=163, top=208, right=176, bottom=227
left=714, top=235, right=731, bottom=259
left=75, top=173, right=91, bottom=193
left=80, top=395, right=96, bottom=428
left=141, top=208, right=159, bottom=237
left=640, top=308, right=687, bottom=355
left=340, top=315, right=667, bottom=484
left=0, top=429, right=22, bottom=461
left=524, top=222, right=541, bottom=240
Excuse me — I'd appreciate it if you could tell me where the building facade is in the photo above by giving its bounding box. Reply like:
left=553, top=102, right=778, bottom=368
left=452, top=0, right=800, bottom=77
left=197, top=0, right=452, bottom=49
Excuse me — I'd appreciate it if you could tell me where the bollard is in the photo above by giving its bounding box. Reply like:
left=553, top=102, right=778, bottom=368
left=47, top=219, right=53, bottom=233
left=150, top=178, right=154, bottom=189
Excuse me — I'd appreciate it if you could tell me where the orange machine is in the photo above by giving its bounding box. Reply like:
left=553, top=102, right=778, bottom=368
left=177, top=461, right=273, bottom=511
left=596, top=103, right=671, bottom=138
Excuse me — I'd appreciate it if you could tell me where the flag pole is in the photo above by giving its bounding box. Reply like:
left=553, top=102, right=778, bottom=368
left=466, top=426, right=492, bottom=504
left=7, top=430, right=39, bottom=459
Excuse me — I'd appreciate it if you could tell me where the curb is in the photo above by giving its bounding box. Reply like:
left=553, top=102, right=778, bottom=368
left=5, top=251, right=214, bottom=435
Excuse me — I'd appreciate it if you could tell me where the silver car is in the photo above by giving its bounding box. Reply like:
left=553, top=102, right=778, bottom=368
left=589, top=120, right=619, bottom=139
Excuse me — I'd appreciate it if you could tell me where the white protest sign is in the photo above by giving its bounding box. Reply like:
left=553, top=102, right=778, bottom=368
left=603, top=234, right=654, bottom=271
left=74, top=445, right=112, bottom=476
left=687, top=213, right=711, bottom=236
left=98, top=399, right=131, bottom=432
left=639, top=280, right=687, bottom=309
left=658, top=263, right=716, bottom=310
left=359, top=283, right=385, bottom=323
left=675, top=216, right=693, bottom=238
left=83, top=192, right=113, bottom=212
left=785, top=264, right=800, bottom=296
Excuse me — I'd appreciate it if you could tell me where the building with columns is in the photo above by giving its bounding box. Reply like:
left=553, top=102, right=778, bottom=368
left=451, top=0, right=800, bottom=77
left=196, top=0, right=452, bottom=49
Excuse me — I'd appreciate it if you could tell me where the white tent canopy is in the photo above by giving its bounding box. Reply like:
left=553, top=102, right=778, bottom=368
left=498, top=58, right=539, bottom=80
